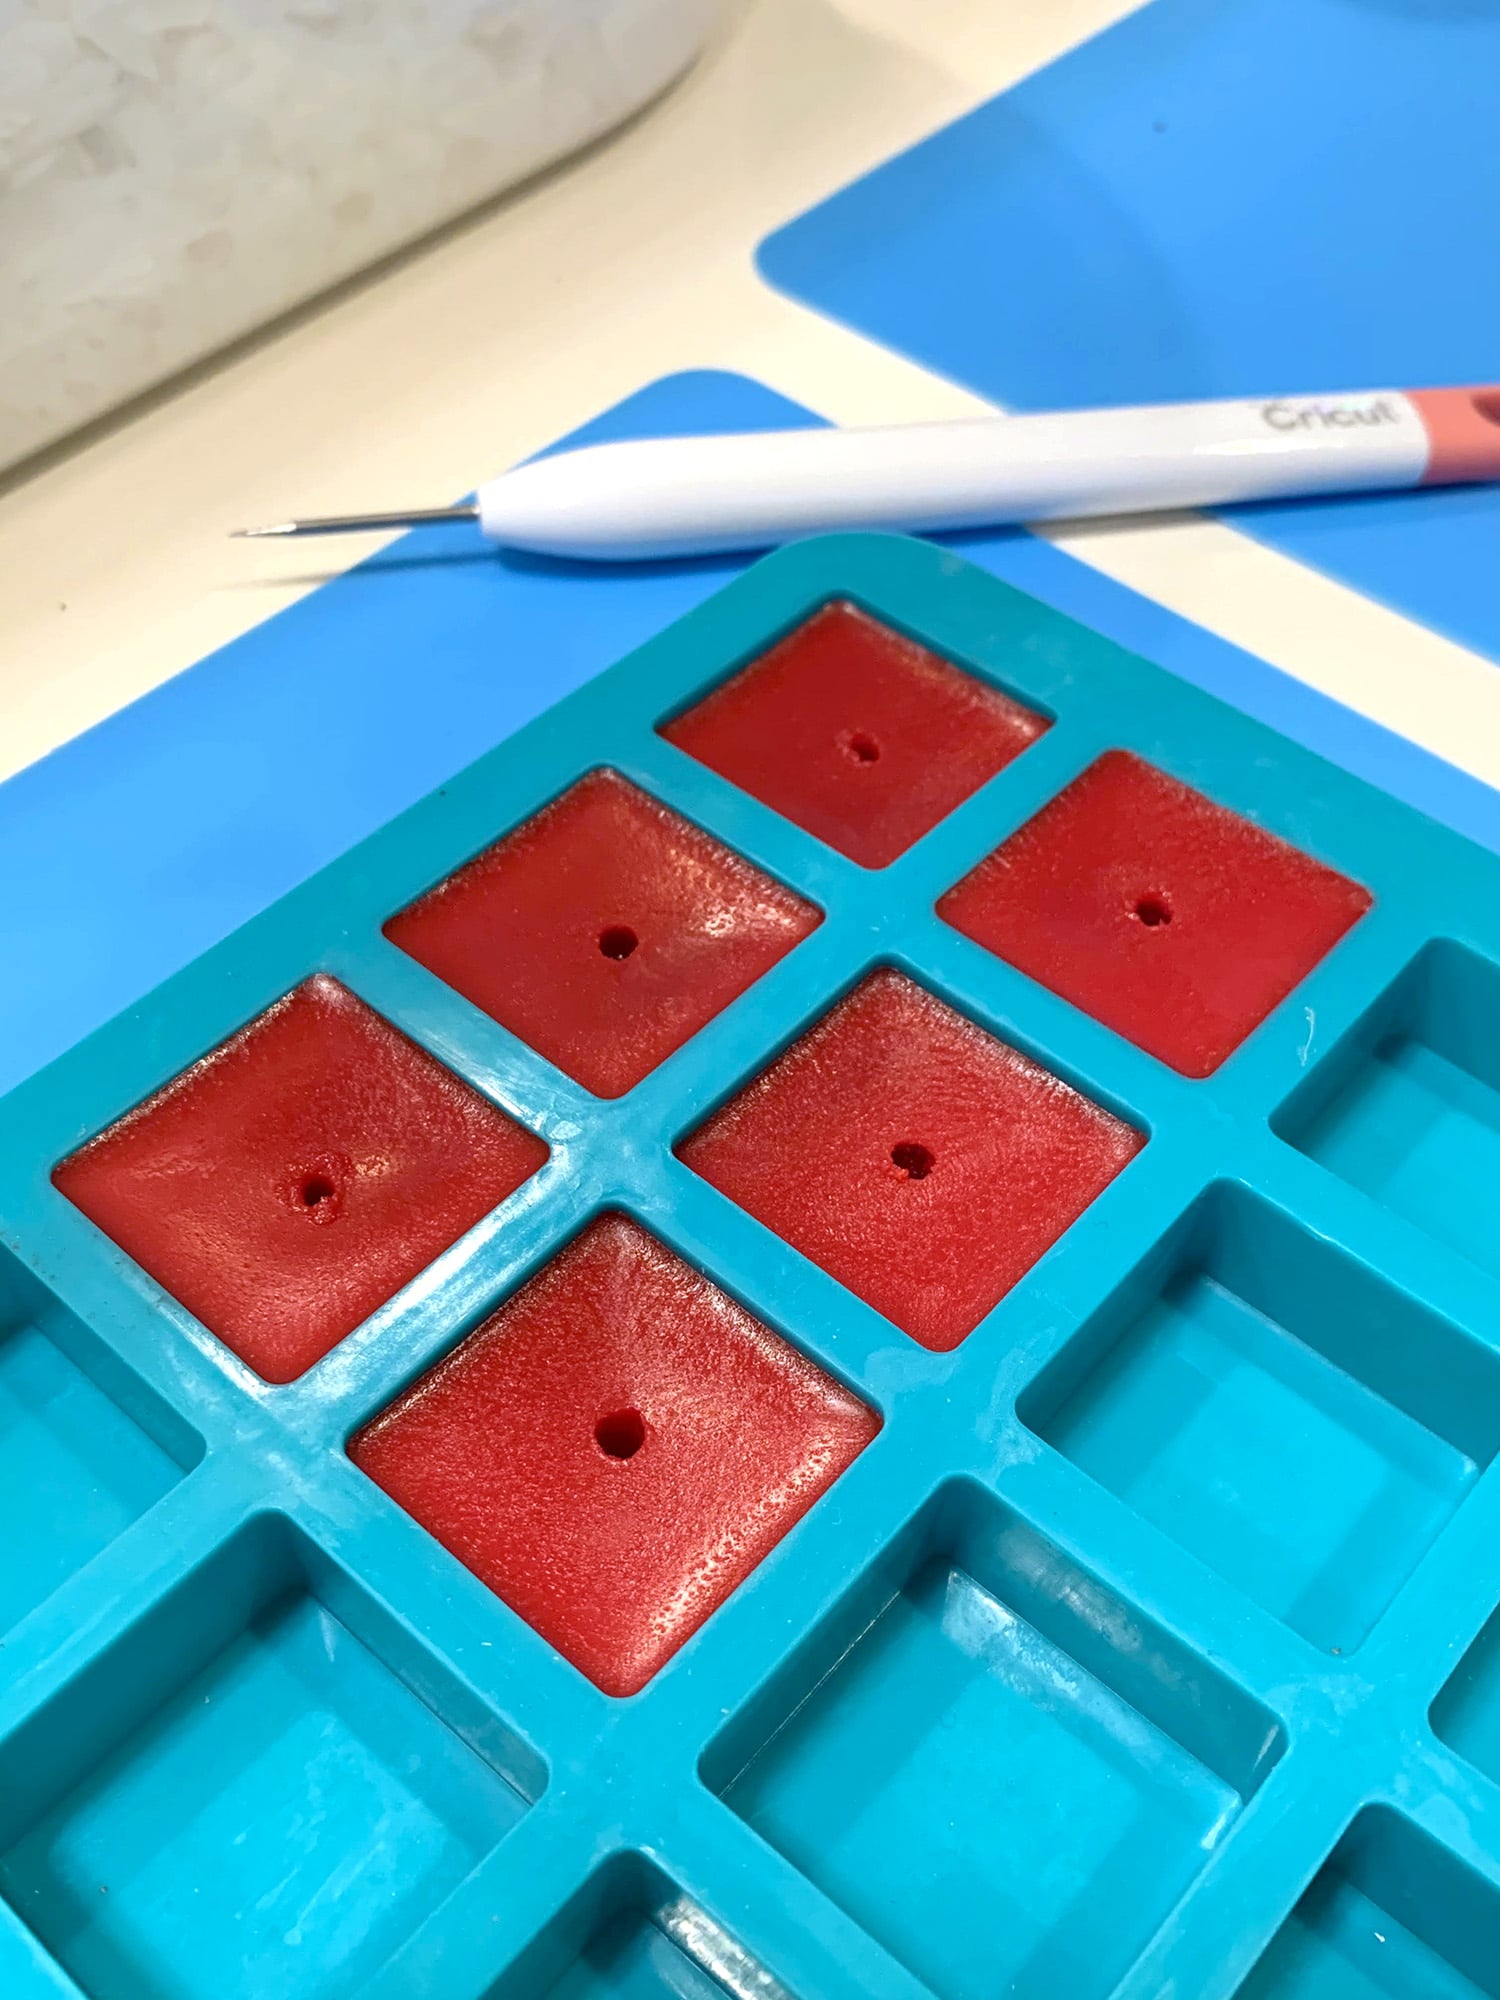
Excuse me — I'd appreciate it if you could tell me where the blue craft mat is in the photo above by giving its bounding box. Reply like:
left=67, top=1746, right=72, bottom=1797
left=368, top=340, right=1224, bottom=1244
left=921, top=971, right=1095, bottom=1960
left=4, top=365, right=1499, bottom=1100
left=757, top=0, right=1500, bottom=665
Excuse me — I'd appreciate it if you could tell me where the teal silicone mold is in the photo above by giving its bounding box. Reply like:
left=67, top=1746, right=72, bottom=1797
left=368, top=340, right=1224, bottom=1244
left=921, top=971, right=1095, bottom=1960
left=0, top=536, right=1498, bottom=1999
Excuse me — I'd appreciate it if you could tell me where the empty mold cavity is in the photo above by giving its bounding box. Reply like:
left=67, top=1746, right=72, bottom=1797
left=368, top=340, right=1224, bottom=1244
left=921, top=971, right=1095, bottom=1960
left=659, top=600, right=1048, bottom=867
left=704, top=1481, right=1281, bottom=2000
left=938, top=750, right=1372, bottom=1077
left=384, top=768, right=819, bottom=1098
left=53, top=975, right=546, bottom=1383
left=1433, top=1603, right=1500, bottom=1792
left=1236, top=1809, right=1500, bottom=1998
left=0, top=1515, right=538, bottom=2000
left=1021, top=1185, right=1500, bottom=1653
left=351, top=1214, right=878, bottom=1696
left=1276, top=941, right=1500, bottom=1284
left=0, top=1254, right=200, bottom=1637
left=483, top=1854, right=792, bottom=1999
left=678, top=968, right=1142, bottom=1351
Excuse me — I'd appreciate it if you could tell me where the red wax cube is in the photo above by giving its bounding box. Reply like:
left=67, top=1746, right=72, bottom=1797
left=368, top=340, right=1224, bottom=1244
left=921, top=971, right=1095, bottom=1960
left=938, top=751, right=1373, bottom=1077
left=678, top=970, right=1141, bottom=1351
left=54, top=976, right=546, bottom=1383
left=384, top=769, right=819, bottom=1098
left=350, top=1214, right=878, bottom=1696
left=660, top=601, right=1047, bottom=867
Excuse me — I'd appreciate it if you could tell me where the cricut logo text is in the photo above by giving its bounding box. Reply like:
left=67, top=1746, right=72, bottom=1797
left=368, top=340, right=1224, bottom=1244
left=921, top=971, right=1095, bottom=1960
left=1260, top=398, right=1402, bottom=431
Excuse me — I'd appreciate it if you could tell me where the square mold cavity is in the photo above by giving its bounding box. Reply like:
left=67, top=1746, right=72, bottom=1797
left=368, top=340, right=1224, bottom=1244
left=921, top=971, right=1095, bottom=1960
left=0, top=1252, right=199, bottom=1637
left=485, top=1854, right=790, bottom=1998
left=1433, top=1604, right=1500, bottom=1792
left=938, top=750, right=1371, bottom=1078
left=678, top=968, right=1142, bottom=1352
left=1235, top=1808, right=1500, bottom=1998
left=1276, top=941, right=1500, bottom=1283
left=0, top=1515, right=539, bottom=2000
left=351, top=1214, right=877, bottom=1698
left=384, top=769, right=820, bottom=1099
left=703, top=1481, right=1281, bottom=2000
left=1022, top=1185, right=1500, bottom=1655
left=658, top=600, right=1048, bottom=868
left=54, top=975, right=547, bottom=1384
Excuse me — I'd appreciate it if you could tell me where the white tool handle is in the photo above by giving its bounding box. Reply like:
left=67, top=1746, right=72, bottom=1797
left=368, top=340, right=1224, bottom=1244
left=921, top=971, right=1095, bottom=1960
left=475, top=393, right=1431, bottom=559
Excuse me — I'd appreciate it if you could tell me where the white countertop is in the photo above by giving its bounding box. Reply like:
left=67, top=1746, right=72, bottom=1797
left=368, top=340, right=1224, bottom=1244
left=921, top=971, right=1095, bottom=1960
left=4, top=0, right=1498, bottom=793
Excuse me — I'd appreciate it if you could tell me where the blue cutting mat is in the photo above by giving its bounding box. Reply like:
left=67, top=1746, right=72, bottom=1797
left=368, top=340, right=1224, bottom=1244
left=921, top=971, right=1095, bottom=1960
left=758, top=0, right=1500, bottom=664
left=6, top=368, right=1500, bottom=1106
left=0, top=373, right=780, bottom=1100
left=6, top=529, right=1500, bottom=2000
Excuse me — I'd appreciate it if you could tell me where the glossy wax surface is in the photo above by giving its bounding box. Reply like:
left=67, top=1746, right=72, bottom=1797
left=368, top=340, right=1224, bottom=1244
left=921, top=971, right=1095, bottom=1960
left=940, top=750, right=1372, bottom=1077
left=350, top=1214, right=878, bottom=1696
left=54, top=976, right=546, bottom=1382
left=661, top=600, right=1047, bottom=866
left=679, top=969, right=1142, bottom=1351
left=385, top=769, right=818, bottom=1097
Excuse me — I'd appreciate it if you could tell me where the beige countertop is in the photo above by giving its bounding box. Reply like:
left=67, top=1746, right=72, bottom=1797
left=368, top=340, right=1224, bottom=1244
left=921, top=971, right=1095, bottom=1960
left=4, top=0, right=1497, bottom=792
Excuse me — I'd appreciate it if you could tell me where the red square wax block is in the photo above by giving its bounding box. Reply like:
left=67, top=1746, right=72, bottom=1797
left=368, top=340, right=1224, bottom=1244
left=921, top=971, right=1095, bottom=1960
left=350, top=1214, right=877, bottom=1696
left=384, top=769, right=819, bottom=1098
left=660, top=601, right=1047, bottom=867
left=938, top=751, right=1373, bottom=1078
left=678, top=970, right=1142, bottom=1351
left=54, top=976, right=546, bottom=1383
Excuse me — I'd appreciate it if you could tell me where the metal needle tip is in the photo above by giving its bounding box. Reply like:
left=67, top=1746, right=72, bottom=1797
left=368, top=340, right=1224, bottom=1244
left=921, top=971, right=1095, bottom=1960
left=231, top=505, right=481, bottom=539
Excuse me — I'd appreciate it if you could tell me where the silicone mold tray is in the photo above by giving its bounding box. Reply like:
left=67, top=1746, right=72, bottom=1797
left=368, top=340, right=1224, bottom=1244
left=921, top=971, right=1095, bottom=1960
left=3, top=535, right=1500, bottom=2000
